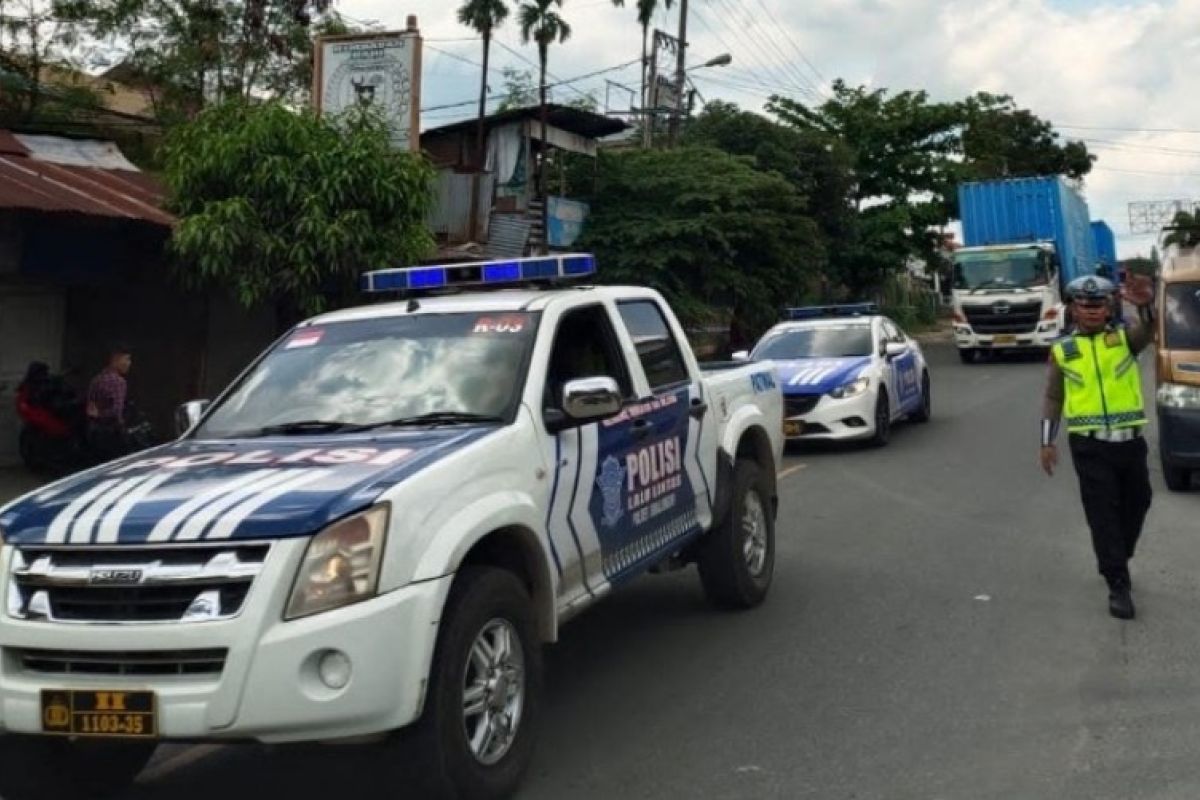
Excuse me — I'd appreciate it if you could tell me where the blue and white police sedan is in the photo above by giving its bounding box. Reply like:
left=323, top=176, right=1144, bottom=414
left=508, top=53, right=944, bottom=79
left=739, top=304, right=932, bottom=445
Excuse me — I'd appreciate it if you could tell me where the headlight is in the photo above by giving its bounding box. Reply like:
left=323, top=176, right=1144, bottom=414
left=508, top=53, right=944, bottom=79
left=1158, top=383, right=1200, bottom=410
left=285, top=504, right=389, bottom=620
left=829, top=377, right=870, bottom=399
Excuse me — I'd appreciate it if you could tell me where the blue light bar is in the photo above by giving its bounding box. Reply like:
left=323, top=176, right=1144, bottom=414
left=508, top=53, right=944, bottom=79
left=361, top=253, right=597, bottom=294
left=784, top=302, right=879, bottom=320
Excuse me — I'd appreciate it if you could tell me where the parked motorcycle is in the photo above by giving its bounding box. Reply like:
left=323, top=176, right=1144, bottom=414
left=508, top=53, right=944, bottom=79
left=15, top=362, right=153, bottom=476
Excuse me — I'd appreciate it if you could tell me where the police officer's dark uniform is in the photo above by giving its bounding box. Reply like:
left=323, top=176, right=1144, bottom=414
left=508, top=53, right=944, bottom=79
left=1040, top=276, right=1155, bottom=620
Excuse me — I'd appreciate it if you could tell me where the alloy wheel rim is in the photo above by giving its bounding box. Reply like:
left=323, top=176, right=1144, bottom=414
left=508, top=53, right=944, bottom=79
left=461, top=618, right=526, bottom=766
left=741, top=490, right=769, bottom=578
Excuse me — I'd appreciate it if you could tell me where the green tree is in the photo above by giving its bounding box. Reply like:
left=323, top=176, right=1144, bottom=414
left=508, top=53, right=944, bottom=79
left=519, top=0, right=570, bottom=252
left=496, top=66, right=538, bottom=110
left=580, top=146, right=823, bottom=342
left=1164, top=210, right=1200, bottom=249
left=611, top=0, right=671, bottom=118
left=957, top=92, right=1094, bottom=184
left=57, top=0, right=347, bottom=120
left=163, top=101, right=435, bottom=314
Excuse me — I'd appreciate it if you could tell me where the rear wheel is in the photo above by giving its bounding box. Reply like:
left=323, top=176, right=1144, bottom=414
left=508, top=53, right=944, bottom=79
left=698, top=459, right=775, bottom=610
left=1163, top=460, right=1192, bottom=492
left=0, top=735, right=156, bottom=799
left=870, top=392, right=892, bottom=447
left=403, top=566, right=543, bottom=800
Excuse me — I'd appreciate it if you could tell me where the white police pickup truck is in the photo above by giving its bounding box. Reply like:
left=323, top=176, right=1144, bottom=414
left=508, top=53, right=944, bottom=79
left=0, top=255, right=784, bottom=800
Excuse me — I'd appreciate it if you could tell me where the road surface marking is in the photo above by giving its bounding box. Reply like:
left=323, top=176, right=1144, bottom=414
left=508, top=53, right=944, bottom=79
left=779, top=464, right=808, bottom=480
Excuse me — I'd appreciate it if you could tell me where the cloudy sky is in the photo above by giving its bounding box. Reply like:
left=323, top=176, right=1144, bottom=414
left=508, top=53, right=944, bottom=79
left=343, top=0, right=1200, bottom=258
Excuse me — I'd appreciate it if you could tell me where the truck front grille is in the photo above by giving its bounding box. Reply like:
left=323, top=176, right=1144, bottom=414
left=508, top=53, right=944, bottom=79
left=17, top=648, right=227, bottom=676
left=8, top=544, right=269, bottom=624
left=962, top=301, right=1042, bottom=334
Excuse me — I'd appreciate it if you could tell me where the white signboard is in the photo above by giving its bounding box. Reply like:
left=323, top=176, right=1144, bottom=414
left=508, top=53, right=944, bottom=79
left=314, top=28, right=423, bottom=152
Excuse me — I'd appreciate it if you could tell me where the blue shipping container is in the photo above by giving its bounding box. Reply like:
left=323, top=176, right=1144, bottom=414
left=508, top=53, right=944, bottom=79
left=1091, top=220, right=1117, bottom=274
left=958, top=176, right=1096, bottom=287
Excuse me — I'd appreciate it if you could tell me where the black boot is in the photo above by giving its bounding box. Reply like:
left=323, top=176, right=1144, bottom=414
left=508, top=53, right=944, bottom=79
left=1108, top=583, right=1135, bottom=620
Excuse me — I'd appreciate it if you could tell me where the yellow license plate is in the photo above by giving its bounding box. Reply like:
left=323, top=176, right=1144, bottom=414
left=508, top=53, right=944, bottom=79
left=783, top=420, right=804, bottom=437
left=993, top=334, right=1017, bottom=345
left=41, top=690, right=157, bottom=739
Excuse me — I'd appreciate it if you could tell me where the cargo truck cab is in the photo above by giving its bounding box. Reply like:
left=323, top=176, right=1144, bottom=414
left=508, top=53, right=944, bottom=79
left=1156, top=248, right=1200, bottom=491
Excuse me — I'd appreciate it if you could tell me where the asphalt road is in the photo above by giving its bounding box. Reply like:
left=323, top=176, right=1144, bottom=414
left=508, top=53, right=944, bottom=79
left=93, top=343, right=1200, bottom=798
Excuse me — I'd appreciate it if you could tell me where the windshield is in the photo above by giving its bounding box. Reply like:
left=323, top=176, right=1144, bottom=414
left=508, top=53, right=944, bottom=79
left=1165, top=282, right=1200, bottom=350
left=954, top=250, right=1050, bottom=291
left=753, top=326, right=874, bottom=359
left=196, top=312, right=539, bottom=438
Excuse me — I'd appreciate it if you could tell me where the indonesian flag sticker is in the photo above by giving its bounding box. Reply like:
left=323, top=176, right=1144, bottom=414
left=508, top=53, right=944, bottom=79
left=286, top=329, right=325, bottom=349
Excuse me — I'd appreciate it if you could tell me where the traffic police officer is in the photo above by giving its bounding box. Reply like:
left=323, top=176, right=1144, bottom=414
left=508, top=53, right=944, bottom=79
left=1040, top=274, right=1156, bottom=620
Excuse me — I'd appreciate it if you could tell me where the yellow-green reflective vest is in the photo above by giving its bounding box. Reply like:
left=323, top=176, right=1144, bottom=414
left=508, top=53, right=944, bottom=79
left=1051, top=328, right=1147, bottom=433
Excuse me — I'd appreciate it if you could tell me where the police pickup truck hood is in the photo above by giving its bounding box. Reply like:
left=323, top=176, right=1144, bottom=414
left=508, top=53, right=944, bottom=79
left=772, top=356, right=872, bottom=395
left=0, top=430, right=494, bottom=546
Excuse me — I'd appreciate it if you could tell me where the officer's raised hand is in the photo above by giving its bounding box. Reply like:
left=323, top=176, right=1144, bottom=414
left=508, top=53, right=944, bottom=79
left=1121, top=273, right=1154, bottom=308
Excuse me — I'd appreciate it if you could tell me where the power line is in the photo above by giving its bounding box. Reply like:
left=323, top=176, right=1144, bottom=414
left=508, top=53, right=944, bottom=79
left=691, top=2, right=816, bottom=102
left=427, top=45, right=508, bottom=78
left=729, top=0, right=822, bottom=96
left=1058, top=123, right=1200, bottom=135
left=707, top=0, right=816, bottom=100
left=420, top=58, right=640, bottom=113
left=1092, top=165, right=1200, bottom=178
left=747, top=0, right=825, bottom=86
left=490, top=37, right=595, bottom=103
left=1081, top=138, right=1200, bottom=158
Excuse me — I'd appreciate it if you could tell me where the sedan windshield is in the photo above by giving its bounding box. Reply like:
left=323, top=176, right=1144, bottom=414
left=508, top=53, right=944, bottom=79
left=753, top=326, right=874, bottom=359
left=196, top=312, right=539, bottom=438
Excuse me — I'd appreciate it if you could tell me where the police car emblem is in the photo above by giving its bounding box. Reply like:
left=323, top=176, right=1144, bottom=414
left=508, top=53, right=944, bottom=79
left=596, top=456, right=626, bottom=528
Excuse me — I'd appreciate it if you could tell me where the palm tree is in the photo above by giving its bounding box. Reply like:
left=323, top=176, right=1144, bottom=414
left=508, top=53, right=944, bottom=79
left=612, top=0, right=673, bottom=127
left=458, top=0, right=510, bottom=240
left=519, top=0, right=571, bottom=253
left=1164, top=210, right=1200, bottom=250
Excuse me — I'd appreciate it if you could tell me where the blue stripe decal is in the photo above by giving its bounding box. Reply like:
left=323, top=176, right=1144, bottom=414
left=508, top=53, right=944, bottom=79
left=543, top=435, right=565, bottom=578
left=566, top=427, right=595, bottom=598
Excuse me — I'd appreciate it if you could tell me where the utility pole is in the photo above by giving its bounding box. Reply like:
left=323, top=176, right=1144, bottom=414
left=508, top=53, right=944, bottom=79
left=667, top=0, right=688, bottom=146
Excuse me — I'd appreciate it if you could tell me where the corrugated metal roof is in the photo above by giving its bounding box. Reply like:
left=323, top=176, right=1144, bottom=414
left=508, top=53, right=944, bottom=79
left=0, top=130, right=172, bottom=227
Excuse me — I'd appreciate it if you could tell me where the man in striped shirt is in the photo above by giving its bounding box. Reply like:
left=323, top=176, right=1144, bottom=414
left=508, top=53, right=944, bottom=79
left=86, top=345, right=133, bottom=462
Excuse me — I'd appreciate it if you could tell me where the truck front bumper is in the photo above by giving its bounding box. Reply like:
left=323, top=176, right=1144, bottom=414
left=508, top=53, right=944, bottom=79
left=0, top=538, right=453, bottom=744
left=953, top=323, right=1060, bottom=351
left=1159, top=406, right=1200, bottom=469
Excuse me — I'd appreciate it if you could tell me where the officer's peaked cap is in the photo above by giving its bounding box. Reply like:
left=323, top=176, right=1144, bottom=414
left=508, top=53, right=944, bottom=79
left=1066, top=276, right=1116, bottom=301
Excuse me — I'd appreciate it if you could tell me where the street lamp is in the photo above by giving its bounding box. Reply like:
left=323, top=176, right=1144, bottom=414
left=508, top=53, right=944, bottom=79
left=688, top=53, right=733, bottom=72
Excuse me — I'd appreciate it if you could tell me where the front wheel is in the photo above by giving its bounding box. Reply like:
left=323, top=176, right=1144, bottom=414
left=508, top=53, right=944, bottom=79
left=912, top=372, right=932, bottom=423
left=1163, top=460, right=1192, bottom=492
left=958, top=348, right=976, bottom=364
left=404, top=566, right=543, bottom=800
left=698, top=459, right=775, bottom=610
left=870, top=392, right=892, bottom=447
left=0, top=736, right=156, bottom=799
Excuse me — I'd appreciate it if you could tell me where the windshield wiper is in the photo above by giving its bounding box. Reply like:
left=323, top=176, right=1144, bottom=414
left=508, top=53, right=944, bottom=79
left=252, top=420, right=361, bottom=437
left=356, top=412, right=506, bottom=430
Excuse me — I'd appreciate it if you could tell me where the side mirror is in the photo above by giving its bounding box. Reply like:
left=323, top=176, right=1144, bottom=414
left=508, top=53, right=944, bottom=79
left=885, top=342, right=908, bottom=360
left=563, top=377, right=622, bottom=423
left=732, top=350, right=751, bottom=361
left=175, top=399, right=211, bottom=436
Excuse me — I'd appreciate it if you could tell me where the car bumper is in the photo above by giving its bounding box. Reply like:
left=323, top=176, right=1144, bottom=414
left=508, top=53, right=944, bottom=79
left=1159, top=405, right=1200, bottom=468
left=784, top=391, right=876, bottom=441
left=0, top=539, right=453, bottom=744
left=953, top=324, right=1060, bottom=350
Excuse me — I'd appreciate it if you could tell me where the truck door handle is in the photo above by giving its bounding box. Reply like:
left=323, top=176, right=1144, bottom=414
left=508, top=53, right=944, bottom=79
left=689, top=398, right=708, bottom=419
left=631, top=419, right=655, bottom=441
